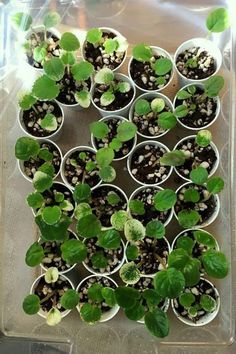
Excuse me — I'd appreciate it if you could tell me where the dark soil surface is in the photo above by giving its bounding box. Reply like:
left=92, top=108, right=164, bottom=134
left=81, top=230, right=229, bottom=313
left=34, top=275, right=72, bottom=313
left=175, top=183, right=217, bottom=225
left=175, top=137, right=217, bottom=179
left=63, top=149, right=100, bottom=188
left=133, top=237, right=169, bottom=275
left=173, top=279, right=218, bottom=323
left=22, top=100, right=63, bottom=137
left=23, top=141, right=61, bottom=179
left=130, top=54, right=172, bottom=90
left=176, top=46, right=216, bottom=80
left=93, top=117, right=135, bottom=159
left=84, top=31, right=125, bottom=71
left=129, top=187, right=171, bottom=226
left=91, top=186, right=127, bottom=227
left=175, top=87, right=217, bottom=128
left=130, top=143, right=171, bottom=184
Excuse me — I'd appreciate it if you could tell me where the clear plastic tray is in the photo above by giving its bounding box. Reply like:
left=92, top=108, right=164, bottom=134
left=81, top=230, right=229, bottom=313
left=1, top=1, right=235, bottom=353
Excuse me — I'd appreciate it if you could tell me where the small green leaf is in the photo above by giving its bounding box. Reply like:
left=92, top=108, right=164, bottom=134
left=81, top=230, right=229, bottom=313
left=144, top=309, right=169, bottom=338
left=18, top=92, right=37, bottom=110
left=59, top=200, right=74, bottom=212
left=132, top=44, right=152, bottom=62
left=151, top=98, right=165, bottom=113
left=129, top=199, right=145, bottom=215
left=200, top=294, right=216, bottom=312
left=188, top=305, right=198, bottom=317
left=38, top=148, right=53, bottom=161
left=43, top=57, right=65, bottom=81
left=174, top=104, right=189, bottom=118
left=176, top=89, right=192, bottom=100
left=35, top=214, right=71, bottom=242
left=156, top=77, right=166, bottom=85
left=38, top=162, right=55, bottom=178
left=15, top=137, right=40, bottom=160
left=193, top=230, right=216, bottom=249
left=91, top=251, right=108, bottom=268
left=124, top=219, right=146, bottom=242
left=43, top=11, right=60, bottom=28
left=40, top=113, right=58, bottom=132
left=26, top=191, right=44, bottom=208
left=90, top=121, right=109, bottom=139
left=184, top=188, right=200, bottom=203
left=158, top=112, right=177, bottom=130
left=154, top=268, right=185, bottom=299
left=80, top=303, right=102, bottom=323
left=178, top=210, right=201, bottom=229
left=33, top=43, right=47, bottom=63
left=119, top=262, right=140, bottom=285
left=54, top=192, right=64, bottom=203
left=160, top=150, right=186, bottom=167
left=111, top=210, right=129, bottom=231
left=61, top=239, right=87, bottom=264
left=188, top=85, right=196, bottom=94
left=25, top=242, right=44, bottom=267
left=117, top=81, right=131, bottom=93
left=94, top=68, right=114, bottom=84
left=146, top=220, right=165, bottom=239
left=33, top=171, right=53, bottom=193
left=32, top=75, right=59, bottom=100
left=125, top=302, right=145, bottom=321
left=60, top=289, right=79, bottom=309
left=101, top=287, right=116, bottom=307
left=135, top=99, right=151, bottom=116
left=76, top=214, right=101, bottom=238
left=59, top=32, right=80, bottom=51
left=71, top=61, right=94, bottom=81
left=97, top=229, right=121, bottom=249
left=179, top=293, right=195, bottom=308
left=75, top=90, right=91, bottom=108
left=204, top=75, right=224, bottom=98
left=206, top=7, right=230, bottom=33
left=88, top=283, right=103, bottom=303
left=109, top=138, right=122, bottom=152
left=86, top=28, right=103, bottom=44
left=23, top=294, right=40, bottom=315
left=73, top=183, right=91, bottom=203
left=104, top=38, right=118, bottom=53
left=126, top=245, right=139, bottom=260
left=142, top=289, right=162, bottom=309
left=196, top=130, right=212, bottom=147
left=42, top=206, right=61, bottom=225
left=96, top=147, right=114, bottom=167
left=74, top=203, right=92, bottom=220
left=154, top=58, right=172, bottom=76
left=61, top=52, right=76, bottom=66
left=176, top=235, right=195, bottom=255
left=202, top=250, right=229, bottom=278
left=106, top=192, right=121, bottom=206
left=100, top=92, right=115, bottom=107
left=114, top=286, right=141, bottom=308
left=185, top=58, right=198, bottom=69
left=116, top=121, right=137, bottom=142
left=45, top=267, right=59, bottom=284
left=85, top=161, right=96, bottom=172
left=207, top=176, right=224, bottom=194
left=11, top=12, right=32, bottom=31
left=99, top=165, right=116, bottom=182
left=154, top=189, right=177, bottom=211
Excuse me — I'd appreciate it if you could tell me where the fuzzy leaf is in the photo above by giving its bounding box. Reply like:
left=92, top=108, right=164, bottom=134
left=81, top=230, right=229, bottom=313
left=124, top=219, right=146, bottom=242
left=106, top=192, right=121, bottom=206
left=46, top=308, right=61, bottom=326
left=154, top=268, right=185, bottom=298
left=43, top=12, right=60, bottom=29
left=202, top=250, right=229, bottom=278
left=196, top=130, right=212, bottom=147
left=117, top=81, right=131, bottom=93
left=86, top=28, right=103, bottom=44
left=115, top=286, right=141, bottom=308
left=193, top=230, right=216, bottom=249
left=74, top=203, right=92, bottom=220
left=90, top=121, right=109, bottom=139
left=116, top=121, right=137, bottom=142
left=43, top=57, right=65, bottom=81
left=33, top=43, right=47, bottom=63
left=174, top=105, right=189, bottom=118
left=80, top=303, right=102, bottom=323
left=97, top=229, right=121, bottom=249
left=59, top=32, right=80, bottom=51
left=135, top=99, right=151, bottom=116
left=38, top=161, right=55, bottom=177
left=104, top=38, right=118, bottom=53
left=25, top=242, right=44, bottom=267
left=125, top=302, right=145, bottom=321
left=40, top=113, right=58, bottom=132
left=129, top=199, right=145, bottom=215
left=23, top=295, right=40, bottom=315
left=32, top=75, right=59, bottom=100
left=111, top=210, right=129, bottom=231
left=38, top=148, right=53, bottom=161
left=154, top=189, right=177, bottom=211
left=61, top=239, right=87, bottom=264
left=100, top=92, right=115, bottom=107
left=200, top=294, right=216, bottom=312
left=73, top=183, right=91, bottom=203
left=88, top=283, right=103, bottom=303
left=146, top=220, right=165, bottom=239
left=15, top=137, right=40, bottom=160
left=91, top=251, right=108, bottom=268
left=35, top=214, right=71, bottom=242
left=206, top=8, right=230, bottom=33
left=119, top=262, right=141, bottom=284
left=60, top=289, right=79, bottom=309
left=33, top=171, right=53, bottom=193
left=61, top=52, right=76, bottom=66
left=184, top=188, right=200, bottom=203
left=190, top=167, right=208, bottom=185
left=204, top=75, right=224, bottom=98
left=101, top=287, right=116, bottom=307
left=42, top=206, right=61, bottom=225
left=179, top=293, right=195, bottom=308
left=94, top=68, right=114, bottom=84
left=126, top=245, right=139, bottom=260
left=178, top=210, right=201, bottom=229
left=160, top=150, right=186, bottom=167
left=176, top=89, right=192, bottom=100
left=158, top=112, right=177, bottom=130
left=99, top=165, right=116, bottom=182
left=144, top=309, right=169, bottom=338
left=26, top=191, right=44, bottom=208
left=151, top=98, right=165, bottom=113
left=75, top=90, right=91, bottom=108
left=206, top=176, right=224, bottom=194
left=154, top=58, right=172, bottom=76
left=132, top=44, right=152, bottom=62
left=45, top=267, right=59, bottom=284
left=71, top=61, right=94, bottom=81
left=96, top=147, right=114, bottom=167
left=76, top=214, right=101, bottom=238
left=18, top=93, right=37, bottom=110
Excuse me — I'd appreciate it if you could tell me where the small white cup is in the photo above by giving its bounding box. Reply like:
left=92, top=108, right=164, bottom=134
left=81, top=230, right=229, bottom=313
left=76, top=274, right=120, bottom=322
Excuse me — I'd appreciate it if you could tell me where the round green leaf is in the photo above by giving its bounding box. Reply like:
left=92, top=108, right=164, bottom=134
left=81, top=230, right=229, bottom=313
left=35, top=214, right=71, bottom=242
left=158, top=112, right=177, bottom=130
left=74, top=203, right=92, bottom=220
left=61, top=239, right=87, bottom=264
left=86, top=28, right=103, bottom=44
left=71, top=61, right=94, bottom=81
left=125, top=302, right=145, bottom=321
left=90, top=121, right=109, bottom=139
left=184, top=188, right=200, bottom=203
left=23, top=294, right=40, bottom=315
left=38, top=162, right=55, bottom=177
left=43, top=57, right=65, bottom=81
left=206, top=176, right=224, bottom=194
left=176, top=89, right=192, bottom=100
left=94, top=68, right=114, bottom=85
left=144, top=309, right=169, bottom=338
left=60, top=289, right=79, bottom=309
left=80, top=303, right=102, bottom=323
left=190, top=167, right=208, bottom=185
left=15, top=137, right=40, bottom=160
left=99, top=165, right=116, bottom=182
left=75, top=90, right=91, bottom=108
left=196, top=130, right=212, bottom=147
left=111, top=210, right=129, bottom=231
left=193, top=230, right=216, bottom=249
left=38, top=148, right=53, bottom=161
left=154, top=58, right=172, bottom=75
left=88, top=283, right=103, bottom=302
left=40, top=113, right=58, bottom=132
left=119, top=262, right=140, bottom=285
left=202, top=250, right=229, bottom=278
left=114, top=286, right=141, bottom=308
left=134, top=99, right=151, bottom=116
left=116, top=121, right=137, bottom=142
left=43, top=11, right=60, bottom=29
left=106, top=192, right=121, bottom=206
left=132, top=44, right=152, bottom=62
left=26, top=191, right=44, bottom=209
left=101, top=287, right=116, bottom=307
left=18, top=93, right=37, bottom=110
left=204, top=75, right=224, bottom=98
left=32, top=75, right=60, bottom=100
left=97, top=229, right=121, bottom=249
left=33, top=171, right=53, bottom=193
left=100, top=92, right=115, bottom=107
left=96, top=147, right=114, bottom=167
left=104, top=38, right=118, bottom=54
left=154, top=189, right=177, bottom=211
left=179, top=293, right=195, bottom=308
left=73, top=183, right=91, bottom=203
left=160, top=150, right=186, bottom=167
left=126, top=245, right=139, bottom=260
left=146, top=220, right=165, bottom=239
left=25, top=242, right=44, bottom=267
left=200, top=294, right=216, bottom=312
left=178, top=210, right=201, bottom=229
left=91, top=251, right=108, bottom=268
left=76, top=214, right=101, bottom=238
left=176, top=235, right=195, bottom=255
left=151, top=98, right=165, bottom=113
left=154, top=268, right=185, bottom=298
left=124, top=219, right=146, bottom=242
left=174, top=104, right=189, bottom=118
left=59, top=32, right=80, bottom=51
left=46, top=307, right=62, bottom=326
left=206, top=8, right=230, bottom=33
left=129, top=199, right=145, bottom=215
left=42, top=206, right=61, bottom=225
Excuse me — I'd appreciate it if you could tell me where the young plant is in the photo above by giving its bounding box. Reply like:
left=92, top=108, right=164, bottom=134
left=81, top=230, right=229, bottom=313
left=114, top=285, right=169, bottom=338
left=15, top=136, right=57, bottom=177
left=22, top=267, right=79, bottom=325
left=160, top=130, right=213, bottom=167
left=78, top=281, right=117, bottom=323
left=90, top=119, right=137, bottom=153
left=176, top=167, right=224, bottom=228
left=93, top=68, right=132, bottom=107
left=42, top=32, right=94, bottom=108
left=12, top=12, right=61, bottom=66
left=174, top=76, right=224, bottom=119
left=132, top=44, right=173, bottom=86
left=86, top=28, right=128, bottom=54
left=134, top=97, right=177, bottom=131
left=177, top=291, right=217, bottom=319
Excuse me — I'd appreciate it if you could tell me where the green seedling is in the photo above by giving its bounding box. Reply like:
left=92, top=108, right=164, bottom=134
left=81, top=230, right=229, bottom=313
left=86, top=28, right=128, bottom=54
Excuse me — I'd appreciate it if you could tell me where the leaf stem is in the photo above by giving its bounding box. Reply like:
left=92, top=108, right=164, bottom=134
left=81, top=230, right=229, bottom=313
left=40, top=290, right=56, bottom=304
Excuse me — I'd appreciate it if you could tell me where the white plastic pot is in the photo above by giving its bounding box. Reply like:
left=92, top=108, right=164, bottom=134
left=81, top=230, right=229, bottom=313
left=128, top=46, right=174, bottom=93
left=91, top=73, right=136, bottom=117
left=124, top=237, right=171, bottom=278
left=173, top=83, right=221, bottom=131
left=39, top=229, right=79, bottom=275
left=128, top=185, right=173, bottom=227
left=171, top=278, right=220, bottom=326
left=60, top=146, right=102, bottom=191
left=82, top=27, right=127, bottom=72
left=82, top=239, right=125, bottom=276
left=174, top=181, right=220, bottom=228
left=171, top=228, right=220, bottom=252
left=30, top=273, right=75, bottom=320
left=174, top=38, right=222, bottom=86
left=18, top=100, right=64, bottom=141
left=128, top=91, right=174, bottom=139
left=18, top=139, right=63, bottom=183
left=173, top=135, right=220, bottom=181
left=127, top=140, right=173, bottom=186
left=91, top=115, right=137, bottom=161
left=25, top=25, right=61, bottom=74
left=76, top=274, right=120, bottom=322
